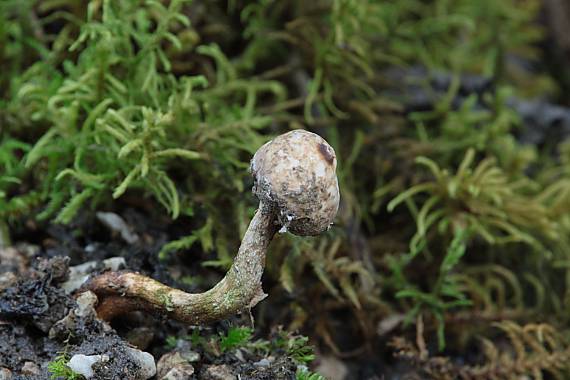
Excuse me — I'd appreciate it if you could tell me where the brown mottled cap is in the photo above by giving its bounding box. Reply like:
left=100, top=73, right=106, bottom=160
left=251, top=130, right=340, bottom=236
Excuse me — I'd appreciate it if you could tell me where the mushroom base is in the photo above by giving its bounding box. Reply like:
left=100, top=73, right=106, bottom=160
left=84, top=208, right=278, bottom=324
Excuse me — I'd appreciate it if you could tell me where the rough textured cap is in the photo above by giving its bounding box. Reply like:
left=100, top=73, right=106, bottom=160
left=251, top=129, right=340, bottom=236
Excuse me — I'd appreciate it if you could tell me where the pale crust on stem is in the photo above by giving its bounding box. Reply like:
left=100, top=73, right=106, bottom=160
left=85, top=207, right=277, bottom=324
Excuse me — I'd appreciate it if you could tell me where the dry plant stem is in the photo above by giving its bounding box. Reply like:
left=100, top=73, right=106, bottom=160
left=86, top=206, right=277, bottom=324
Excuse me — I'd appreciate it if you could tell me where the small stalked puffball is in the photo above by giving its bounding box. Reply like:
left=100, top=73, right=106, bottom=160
left=250, top=129, right=340, bottom=236
left=85, top=129, right=340, bottom=326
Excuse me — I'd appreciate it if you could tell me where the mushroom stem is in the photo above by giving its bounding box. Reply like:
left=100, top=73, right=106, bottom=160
left=86, top=206, right=278, bottom=324
left=85, top=129, right=340, bottom=324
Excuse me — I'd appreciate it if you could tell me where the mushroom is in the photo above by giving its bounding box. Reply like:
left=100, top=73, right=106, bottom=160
left=85, top=130, right=340, bottom=324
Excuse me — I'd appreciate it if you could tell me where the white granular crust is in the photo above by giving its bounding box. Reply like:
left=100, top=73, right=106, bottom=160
left=251, top=129, right=340, bottom=236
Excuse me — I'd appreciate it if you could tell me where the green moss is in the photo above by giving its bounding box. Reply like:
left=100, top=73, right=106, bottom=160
left=2, top=0, right=570, bottom=376
left=155, top=289, right=175, bottom=312
left=47, top=353, right=82, bottom=380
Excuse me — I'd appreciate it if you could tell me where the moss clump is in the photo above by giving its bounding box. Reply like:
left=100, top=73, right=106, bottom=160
left=3, top=0, right=570, bottom=378
left=47, top=353, right=81, bottom=380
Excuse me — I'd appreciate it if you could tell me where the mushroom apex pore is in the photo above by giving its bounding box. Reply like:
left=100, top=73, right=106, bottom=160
left=250, top=129, right=340, bottom=236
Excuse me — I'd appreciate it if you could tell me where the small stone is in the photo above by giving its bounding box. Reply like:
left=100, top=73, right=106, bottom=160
left=181, top=351, right=200, bottom=363
left=49, top=291, right=99, bottom=340
left=201, top=364, right=236, bottom=380
left=61, top=273, right=91, bottom=294
left=315, top=356, right=348, bottom=380
left=75, top=291, right=98, bottom=318
left=102, top=257, right=126, bottom=271
left=161, top=364, right=195, bottom=380
left=0, top=367, right=12, bottom=380
left=69, top=348, right=154, bottom=380
left=62, top=257, right=126, bottom=293
left=61, top=261, right=96, bottom=293
left=125, top=346, right=156, bottom=379
left=21, top=362, right=40, bottom=375
left=157, top=349, right=202, bottom=379
left=157, top=352, right=185, bottom=378
left=68, top=354, right=106, bottom=378
left=96, top=212, right=140, bottom=244
left=234, top=349, right=245, bottom=362
left=253, top=358, right=271, bottom=367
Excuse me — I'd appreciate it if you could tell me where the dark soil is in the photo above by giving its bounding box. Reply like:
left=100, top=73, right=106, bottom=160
left=0, top=210, right=302, bottom=379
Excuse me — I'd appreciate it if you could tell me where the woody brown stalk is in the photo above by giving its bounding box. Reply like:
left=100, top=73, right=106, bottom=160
left=85, top=130, right=340, bottom=324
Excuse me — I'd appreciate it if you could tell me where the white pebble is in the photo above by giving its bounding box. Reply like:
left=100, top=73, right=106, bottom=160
left=67, top=354, right=105, bottom=378
left=125, top=347, right=156, bottom=379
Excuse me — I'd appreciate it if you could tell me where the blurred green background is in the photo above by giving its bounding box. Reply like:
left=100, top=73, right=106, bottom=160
left=3, top=0, right=570, bottom=378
